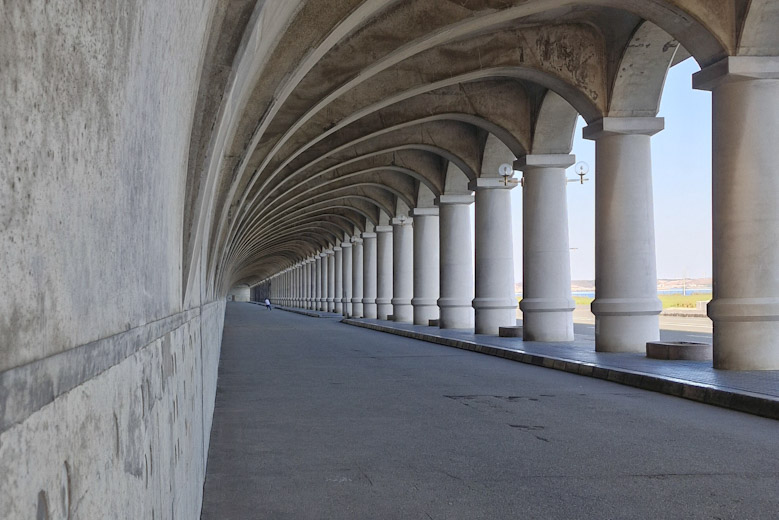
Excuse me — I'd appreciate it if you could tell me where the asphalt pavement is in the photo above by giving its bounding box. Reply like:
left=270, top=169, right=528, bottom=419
left=202, top=302, right=778, bottom=520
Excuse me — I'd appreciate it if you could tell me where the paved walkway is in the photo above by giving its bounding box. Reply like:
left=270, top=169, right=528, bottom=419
left=202, top=303, right=779, bottom=519
left=340, top=318, right=779, bottom=420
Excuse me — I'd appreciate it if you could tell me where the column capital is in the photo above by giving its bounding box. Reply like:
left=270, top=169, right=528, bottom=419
left=391, top=217, right=414, bottom=226
left=351, top=237, right=363, bottom=244
left=340, top=241, right=352, bottom=248
left=361, top=232, right=377, bottom=239
left=693, top=56, right=779, bottom=91
left=375, top=225, right=393, bottom=233
left=583, top=117, right=664, bottom=140
left=333, top=246, right=342, bottom=252
left=410, top=207, right=439, bottom=217
left=435, top=194, right=474, bottom=206
left=324, top=249, right=334, bottom=256
left=468, top=177, right=518, bottom=191
left=514, top=154, right=575, bottom=171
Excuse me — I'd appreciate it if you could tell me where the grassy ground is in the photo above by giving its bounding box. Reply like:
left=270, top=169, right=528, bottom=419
left=567, top=294, right=711, bottom=309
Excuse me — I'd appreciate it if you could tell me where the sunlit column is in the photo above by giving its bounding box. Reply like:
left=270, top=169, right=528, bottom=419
left=471, top=178, right=518, bottom=334
left=517, top=154, right=576, bottom=341
left=362, top=232, right=378, bottom=319
left=376, top=226, right=393, bottom=320
left=341, top=240, right=353, bottom=317
left=411, top=208, right=440, bottom=325
left=584, top=117, right=663, bottom=352
left=392, top=216, right=414, bottom=323
left=694, top=57, right=779, bottom=369
left=351, top=237, right=364, bottom=318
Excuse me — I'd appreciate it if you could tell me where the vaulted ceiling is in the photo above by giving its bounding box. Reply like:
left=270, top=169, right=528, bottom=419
left=180, top=0, right=777, bottom=299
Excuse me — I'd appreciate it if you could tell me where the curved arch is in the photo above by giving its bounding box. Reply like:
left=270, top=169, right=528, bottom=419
left=609, top=21, right=682, bottom=117
left=532, top=90, right=580, bottom=154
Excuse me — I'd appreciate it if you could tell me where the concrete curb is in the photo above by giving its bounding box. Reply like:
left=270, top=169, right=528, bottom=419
left=273, top=305, right=343, bottom=318
left=341, top=318, right=779, bottom=421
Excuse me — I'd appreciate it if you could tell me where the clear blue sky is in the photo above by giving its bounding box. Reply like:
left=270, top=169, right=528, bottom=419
left=510, top=57, right=713, bottom=282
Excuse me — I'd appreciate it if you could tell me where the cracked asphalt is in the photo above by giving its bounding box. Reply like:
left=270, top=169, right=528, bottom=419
left=201, top=303, right=779, bottom=520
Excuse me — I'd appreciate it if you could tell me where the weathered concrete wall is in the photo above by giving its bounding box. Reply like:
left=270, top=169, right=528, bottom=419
left=0, top=1, right=212, bottom=369
left=0, top=1, right=228, bottom=518
left=0, top=301, right=225, bottom=519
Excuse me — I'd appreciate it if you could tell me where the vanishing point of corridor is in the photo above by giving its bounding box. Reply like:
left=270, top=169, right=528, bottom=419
left=202, top=304, right=779, bottom=519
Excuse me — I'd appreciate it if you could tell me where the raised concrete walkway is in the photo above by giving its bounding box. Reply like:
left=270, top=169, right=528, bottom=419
left=202, top=303, right=779, bottom=519
left=341, top=317, right=779, bottom=420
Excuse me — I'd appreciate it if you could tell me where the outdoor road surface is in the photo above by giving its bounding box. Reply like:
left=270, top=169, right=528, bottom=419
left=201, top=303, right=778, bottom=520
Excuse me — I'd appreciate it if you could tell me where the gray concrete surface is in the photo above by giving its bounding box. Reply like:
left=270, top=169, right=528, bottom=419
left=202, top=303, right=779, bottom=519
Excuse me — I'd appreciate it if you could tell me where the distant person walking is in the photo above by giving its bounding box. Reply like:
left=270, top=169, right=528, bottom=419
left=264, top=298, right=272, bottom=310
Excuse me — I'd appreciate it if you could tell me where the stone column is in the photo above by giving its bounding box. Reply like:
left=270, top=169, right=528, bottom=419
left=694, top=57, right=779, bottom=369
left=470, top=178, right=517, bottom=335
left=315, top=254, right=323, bottom=311
left=362, top=232, right=378, bottom=319
left=436, top=194, right=474, bottom=329
left=351, top=237, right=364, bottom=318
left=326, top=250, right=335, bottom=312
left=298, top=264, right=303, bottom=307
left=376, top=225, right=393, bottom=320
left=306, top=259, right=313, bottom=309
left=583, top=117, right=663, bottom=352
left=341, top=240, right=353, bottom=317
left=334, top=246, right=343, bottom=314
left=411, top=208, right=440, bottom=326
left=321, top=250, right=331, bottom=312
left=516, top=154, right=576, bottom=341
left=392, top=217, right=414, bottom=323
left=298, top=264, right=304, bottom=307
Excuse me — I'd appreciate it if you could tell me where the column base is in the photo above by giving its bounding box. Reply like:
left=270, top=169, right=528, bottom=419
left=439, top=307, right=474, bottom=329
left=713, top=322, right=779, bottom=370
left=474, top=309, right=516, bottom=335
left=520, top=298, right=574, bottom=342
left=592, top=297, right=661, bottom=352
left=523, top=311, right=574, bottom=342
left=412, top=304, right=439, bottom=326
left=362, top=300, right=377, bottom=319
left=334, top=302, right=343, bottom=313
left=438, top=298, right=474, bottom=329
left=351, top=300, right=364, bottom=318
left=392, top=300, right=413, bottom=323
left=595, top=314, right=659, bottom=353
left=709, top=297, right=779, bottom=369
left=377, top=303, right=392, bottom=320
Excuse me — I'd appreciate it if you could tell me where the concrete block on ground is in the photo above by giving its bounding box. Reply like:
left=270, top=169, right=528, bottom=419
left=646, top=341, right=712, bottom=361
left=498, top=326, right=523, bottom=337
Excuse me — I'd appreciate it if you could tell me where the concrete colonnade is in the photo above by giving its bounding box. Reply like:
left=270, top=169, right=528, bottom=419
left=341, top=240, right=353, bottom=317
left=352, top=236, right=364, bottom=318
left=410, top=208, right=440, bottom=326
left=391, top=217, right=414, bottom=323
left=584, top=117, right=663, bottom=352
left=376, top=226, right=394, bottom=320
left=362, top=232, right=378, bottom=319
left=517, top=155, right=576, bottom=342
